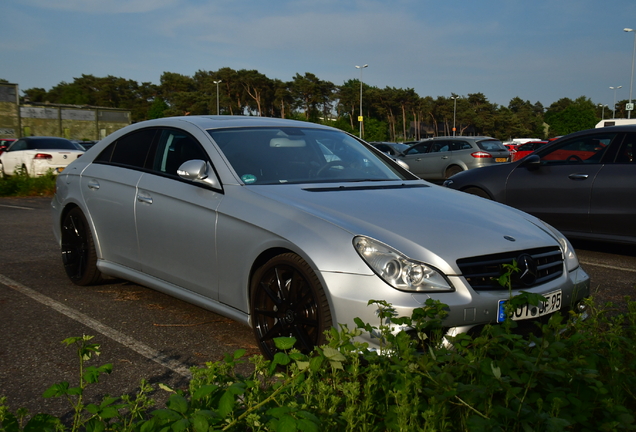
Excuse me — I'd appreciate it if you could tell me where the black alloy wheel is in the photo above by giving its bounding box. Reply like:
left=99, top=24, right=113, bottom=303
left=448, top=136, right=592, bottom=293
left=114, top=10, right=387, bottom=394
left=250, top=253, right=332, bottom=359
left=60, top=207, right=102, bottom=286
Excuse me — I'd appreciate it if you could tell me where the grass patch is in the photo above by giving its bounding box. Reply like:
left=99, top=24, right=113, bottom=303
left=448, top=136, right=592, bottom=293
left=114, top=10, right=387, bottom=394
left=0, top=170, right=57, bottom=197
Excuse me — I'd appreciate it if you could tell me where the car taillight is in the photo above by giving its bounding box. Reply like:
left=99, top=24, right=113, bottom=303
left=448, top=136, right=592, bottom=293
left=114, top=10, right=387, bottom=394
left=33, top=153, right=52, bottom=160
left=471, top=151, right=492, bottom=158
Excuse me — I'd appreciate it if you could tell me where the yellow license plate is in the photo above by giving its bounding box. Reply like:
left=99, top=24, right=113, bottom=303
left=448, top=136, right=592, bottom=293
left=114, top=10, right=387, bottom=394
left=495, top=158, right=507, bottom=163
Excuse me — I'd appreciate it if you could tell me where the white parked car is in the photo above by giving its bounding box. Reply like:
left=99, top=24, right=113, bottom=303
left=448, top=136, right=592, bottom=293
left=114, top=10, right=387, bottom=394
left=0, top=137, right=84, bottom=177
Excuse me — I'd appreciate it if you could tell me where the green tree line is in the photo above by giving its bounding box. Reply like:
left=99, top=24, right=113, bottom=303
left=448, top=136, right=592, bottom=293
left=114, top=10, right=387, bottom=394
left=8, top=70, right=630, bottom=142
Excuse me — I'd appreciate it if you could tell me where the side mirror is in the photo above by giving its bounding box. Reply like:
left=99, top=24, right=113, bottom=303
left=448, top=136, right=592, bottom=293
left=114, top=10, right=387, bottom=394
left=521, top=154, right=541, bottom=170
left=177, top=159, right=221, bottom=189
left=394, top=159, right=410, bottom=171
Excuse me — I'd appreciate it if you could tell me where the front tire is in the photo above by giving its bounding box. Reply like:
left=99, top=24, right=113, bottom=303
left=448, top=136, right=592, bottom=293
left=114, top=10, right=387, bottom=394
left=250, top=253, right=332, bottom=359
left=61, top=207, right=102, bottom=286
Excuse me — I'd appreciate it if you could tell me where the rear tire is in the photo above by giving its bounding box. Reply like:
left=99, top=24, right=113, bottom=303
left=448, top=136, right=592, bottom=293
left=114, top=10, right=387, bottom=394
left=250, top=253, right=332, bottom=359
left=445, top=165, right=463, bottom=178
left=463, top=187, right=491, bottom=199
left=61, top=207, right=102, bottom=286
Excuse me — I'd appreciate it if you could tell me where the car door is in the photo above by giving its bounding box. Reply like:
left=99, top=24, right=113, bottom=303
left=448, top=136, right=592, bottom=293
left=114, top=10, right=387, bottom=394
left=80, top=128, right=158, bottom=270
left=423, top=140, right=453, bottom=179
left=400, top=142, right=432, bottom=177
left=135, top=128, right=223, bottom=300
left=589, top=133, right=636, bottom=240
left=505, top=131, right=617, bottom=234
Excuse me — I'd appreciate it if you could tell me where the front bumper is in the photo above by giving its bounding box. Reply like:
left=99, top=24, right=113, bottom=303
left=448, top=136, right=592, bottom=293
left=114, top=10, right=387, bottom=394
left=321, top=265, right=590, bottom=349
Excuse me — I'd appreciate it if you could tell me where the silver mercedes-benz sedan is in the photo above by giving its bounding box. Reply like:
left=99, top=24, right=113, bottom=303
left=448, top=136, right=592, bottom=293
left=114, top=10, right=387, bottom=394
left=51, top=116, right=590, bottom=358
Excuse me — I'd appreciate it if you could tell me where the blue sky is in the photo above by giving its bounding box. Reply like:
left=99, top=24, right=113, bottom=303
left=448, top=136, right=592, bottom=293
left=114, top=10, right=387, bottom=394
left=2, top=0, right=636, bottom=110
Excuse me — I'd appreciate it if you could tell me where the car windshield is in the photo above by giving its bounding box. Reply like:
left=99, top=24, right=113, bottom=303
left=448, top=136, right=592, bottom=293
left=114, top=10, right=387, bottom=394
left=209, top=127, right=412, bottom=185
left=476, top=139, right=506, bottom=151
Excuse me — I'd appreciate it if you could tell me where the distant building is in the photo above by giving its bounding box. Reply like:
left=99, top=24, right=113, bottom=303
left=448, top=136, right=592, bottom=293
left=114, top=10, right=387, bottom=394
left=0, top=82, right=131, bottom=140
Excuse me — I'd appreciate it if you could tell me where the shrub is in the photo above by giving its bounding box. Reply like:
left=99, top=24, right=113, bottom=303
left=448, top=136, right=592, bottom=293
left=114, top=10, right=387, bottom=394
left=1, top=295, right=635, bottom=432
left=0, top=169, right=56, bottom=197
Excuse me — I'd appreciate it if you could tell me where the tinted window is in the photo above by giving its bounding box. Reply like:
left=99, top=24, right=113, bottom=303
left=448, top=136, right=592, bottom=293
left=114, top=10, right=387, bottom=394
left=151, top=129, right=209, bottom=176
left=95, top=128, right=157, bottom=169
left=539, top=132, right=617, bottom=165
left=7, top=140, right=27, bottom=152
left=451, top=141, right=473, bottom=150
left=405, top=142, right=430, bottom=155
left=615, top=133, right=635, bottom=164
left=430, top=141, right=450, bottom=153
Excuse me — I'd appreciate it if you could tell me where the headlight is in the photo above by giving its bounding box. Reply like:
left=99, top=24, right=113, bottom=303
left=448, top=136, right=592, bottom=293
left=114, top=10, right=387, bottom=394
left=536, top=221, right=580, bottom=271
left=353, top=236, right=454, bottom=292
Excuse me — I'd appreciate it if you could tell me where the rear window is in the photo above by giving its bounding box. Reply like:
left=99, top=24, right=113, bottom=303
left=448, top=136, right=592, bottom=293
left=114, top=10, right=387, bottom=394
left=26, top=138, right=78, bottom=150
left=476, top=139, right=505, bottom=151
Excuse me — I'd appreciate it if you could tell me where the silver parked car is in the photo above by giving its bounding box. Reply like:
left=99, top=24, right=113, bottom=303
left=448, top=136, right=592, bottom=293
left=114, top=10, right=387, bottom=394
left=51, top=116, right=589, bottom=358
left=398, top=136, right=510, bottom=180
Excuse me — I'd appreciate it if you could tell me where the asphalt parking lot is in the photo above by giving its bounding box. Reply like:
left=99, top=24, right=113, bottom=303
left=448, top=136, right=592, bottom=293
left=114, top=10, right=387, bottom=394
left=0, top=196, right=634, bottom=420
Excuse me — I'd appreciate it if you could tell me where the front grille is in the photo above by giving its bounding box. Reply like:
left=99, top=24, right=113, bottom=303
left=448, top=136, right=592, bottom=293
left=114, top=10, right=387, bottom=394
left=457, top=246, right=563, bottom=291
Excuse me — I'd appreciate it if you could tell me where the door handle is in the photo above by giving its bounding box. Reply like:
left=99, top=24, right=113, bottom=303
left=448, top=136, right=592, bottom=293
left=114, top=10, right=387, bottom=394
left=441, top=156, right=449, bottom=159
left=87, top=180, right=100, bottom=190
left=568, top=173, right=589, bottom=180
left=137, top=193, right=153, bottom=205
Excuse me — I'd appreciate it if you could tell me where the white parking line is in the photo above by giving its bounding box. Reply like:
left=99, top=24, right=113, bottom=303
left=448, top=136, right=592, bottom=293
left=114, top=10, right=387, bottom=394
left=0, top=274, right=192, bottom=378
left=580, top=260, right=636, bottom=273
left=0, top=204, right=34, bottom=210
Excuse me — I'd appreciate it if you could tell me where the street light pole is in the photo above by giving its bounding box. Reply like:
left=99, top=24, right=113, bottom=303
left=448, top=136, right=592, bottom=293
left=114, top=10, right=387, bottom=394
left=610, top=85, right=622, bottom=118
left=213, top=80, right=222, bottom=115
left=598, top=104, right=607, bottom=120
left=624, top=28, right=636, bottom=119
left=450, top=96, right=458, bottom=136
left=355, top=64, right=368, bottom=138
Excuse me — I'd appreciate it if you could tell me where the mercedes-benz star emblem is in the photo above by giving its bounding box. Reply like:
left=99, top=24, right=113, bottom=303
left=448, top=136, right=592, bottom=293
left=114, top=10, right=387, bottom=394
left=517, top=253, right=538, bottom=286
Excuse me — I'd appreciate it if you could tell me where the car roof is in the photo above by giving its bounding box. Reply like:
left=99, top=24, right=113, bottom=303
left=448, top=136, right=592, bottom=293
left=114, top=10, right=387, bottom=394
left=139, top=115, right=338, bottom=131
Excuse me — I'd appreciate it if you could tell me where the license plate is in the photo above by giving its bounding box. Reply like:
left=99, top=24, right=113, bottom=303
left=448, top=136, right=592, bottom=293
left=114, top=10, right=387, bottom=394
left=495, top=158, right=508, bottom=163
left=497, top=290, right=562, bottom=323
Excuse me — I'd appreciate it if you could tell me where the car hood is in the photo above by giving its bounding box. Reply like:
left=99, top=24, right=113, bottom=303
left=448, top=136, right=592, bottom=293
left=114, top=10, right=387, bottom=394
left=245, top=181, right=560, bottom=275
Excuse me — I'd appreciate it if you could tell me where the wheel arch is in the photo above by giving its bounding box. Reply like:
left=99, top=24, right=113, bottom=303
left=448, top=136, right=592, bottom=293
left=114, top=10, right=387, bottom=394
left=246, top=246, right=336, bottom=318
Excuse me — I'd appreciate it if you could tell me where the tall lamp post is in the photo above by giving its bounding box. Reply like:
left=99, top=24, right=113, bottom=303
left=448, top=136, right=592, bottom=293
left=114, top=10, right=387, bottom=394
left=610, top=85, right=622, bottom=118
left=624, top=28, right=636, bottom=119
left=213, top=80, right=222, bottom=115
left=355, top=64, right=368, bottom=138
left=598, top=104, right=607, bottom=120
left=450, top=95, right=458, bottom=136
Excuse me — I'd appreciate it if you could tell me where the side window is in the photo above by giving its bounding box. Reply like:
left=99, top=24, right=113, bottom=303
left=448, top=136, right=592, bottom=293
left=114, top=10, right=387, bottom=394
left=151, top=129, right=209, bottom=176
left=539, top=133, right=617, bottom=165
left=615, top=133, right=635, bottom=164
left=94, top=128, right=157, bottom=169
left=8, top=140, right=27, bottom=152
left=451, top=141, right=472, bottom=150
left=405, top=143, right=429, bottom=155
left=430, top=141, right=450, bottom=153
